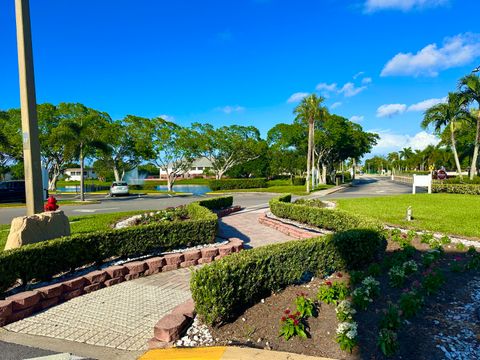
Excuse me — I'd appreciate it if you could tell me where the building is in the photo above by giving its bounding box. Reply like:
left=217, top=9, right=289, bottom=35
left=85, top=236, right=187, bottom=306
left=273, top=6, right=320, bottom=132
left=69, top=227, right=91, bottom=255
left=159, top=157, right=213, bottom=179
left=64, top=168, right=98, bottom=181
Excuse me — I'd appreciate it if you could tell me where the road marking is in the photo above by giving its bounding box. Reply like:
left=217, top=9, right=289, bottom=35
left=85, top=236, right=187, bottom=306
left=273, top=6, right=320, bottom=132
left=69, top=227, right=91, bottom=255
left=72, top=207, right=120, bottom=213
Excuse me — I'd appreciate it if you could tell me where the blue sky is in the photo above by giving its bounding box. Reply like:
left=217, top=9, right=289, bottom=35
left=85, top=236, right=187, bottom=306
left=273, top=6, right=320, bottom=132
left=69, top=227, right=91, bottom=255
left=0, top=0, right=479, bottom=156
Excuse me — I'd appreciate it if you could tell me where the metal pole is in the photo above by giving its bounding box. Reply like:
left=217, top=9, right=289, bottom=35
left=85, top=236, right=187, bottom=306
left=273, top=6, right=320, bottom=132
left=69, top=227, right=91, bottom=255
left=15, top=0, right=44, bottom=215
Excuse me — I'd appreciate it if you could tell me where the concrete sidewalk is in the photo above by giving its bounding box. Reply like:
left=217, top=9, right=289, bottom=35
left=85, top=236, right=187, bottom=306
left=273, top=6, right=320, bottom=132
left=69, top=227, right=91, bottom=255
left=139, top=346, right=335, bottom=360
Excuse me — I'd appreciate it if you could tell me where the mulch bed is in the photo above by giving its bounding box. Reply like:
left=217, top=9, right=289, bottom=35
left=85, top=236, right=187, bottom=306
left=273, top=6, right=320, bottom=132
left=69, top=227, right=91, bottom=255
left=208, top=238, right=480, bottom=359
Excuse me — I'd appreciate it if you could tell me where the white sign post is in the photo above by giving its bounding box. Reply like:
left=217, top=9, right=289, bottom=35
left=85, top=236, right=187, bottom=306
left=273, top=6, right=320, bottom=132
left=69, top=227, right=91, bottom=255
left=412, top=174, right=432, bottom=194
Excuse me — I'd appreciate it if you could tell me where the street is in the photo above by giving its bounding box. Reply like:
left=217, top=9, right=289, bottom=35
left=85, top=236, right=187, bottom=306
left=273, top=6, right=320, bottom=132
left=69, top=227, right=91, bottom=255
left=0, top=177, right=412, bottom=225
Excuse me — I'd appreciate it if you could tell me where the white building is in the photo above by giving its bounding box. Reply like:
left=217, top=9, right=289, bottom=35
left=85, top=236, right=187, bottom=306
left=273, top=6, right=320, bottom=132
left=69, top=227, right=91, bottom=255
left=64, top=168, right=98, bottom=181
left=159, top=157, right=213, bottom=179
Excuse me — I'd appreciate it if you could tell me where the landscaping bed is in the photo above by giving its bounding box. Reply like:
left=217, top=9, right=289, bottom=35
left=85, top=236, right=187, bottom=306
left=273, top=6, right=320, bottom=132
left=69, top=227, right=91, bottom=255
left=197, top=232, right=480, bottom=359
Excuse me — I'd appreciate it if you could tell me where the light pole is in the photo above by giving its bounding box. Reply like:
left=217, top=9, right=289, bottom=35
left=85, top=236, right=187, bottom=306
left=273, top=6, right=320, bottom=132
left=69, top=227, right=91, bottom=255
left=15, top=0, right=44, bottom=215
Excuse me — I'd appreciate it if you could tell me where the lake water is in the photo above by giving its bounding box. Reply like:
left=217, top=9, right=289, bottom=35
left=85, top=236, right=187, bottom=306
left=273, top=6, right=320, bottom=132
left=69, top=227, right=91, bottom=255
left=155, top=185, right=211, bottom=195
left=56, top=185, right=109, bottom=193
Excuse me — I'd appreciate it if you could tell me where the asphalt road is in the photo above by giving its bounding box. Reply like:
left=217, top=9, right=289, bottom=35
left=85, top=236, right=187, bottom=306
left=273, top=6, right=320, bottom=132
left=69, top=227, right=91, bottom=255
left=0, top=177, right=412, bottom=225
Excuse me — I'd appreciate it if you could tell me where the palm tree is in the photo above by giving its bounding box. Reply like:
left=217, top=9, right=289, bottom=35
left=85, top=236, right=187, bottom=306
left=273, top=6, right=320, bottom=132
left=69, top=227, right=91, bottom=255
left=459, top=74, right=480, bottom=179
left=57, top=103, right=110, bottom=201
left=294, top=94, right=326, bottom=193
left=399, top=147, right=414, bottom=170
left=421, top=92, right=467, bottom=178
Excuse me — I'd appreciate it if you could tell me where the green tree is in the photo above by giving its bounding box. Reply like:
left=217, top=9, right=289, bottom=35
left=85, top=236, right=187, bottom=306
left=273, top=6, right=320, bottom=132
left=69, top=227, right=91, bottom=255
left=293, top=94, right=327, bottom=192
left=191, top=123, right=263, bottom=179
left=459, top=74, right=480, bottom=179
left=422, top=92, right=468, bottom=178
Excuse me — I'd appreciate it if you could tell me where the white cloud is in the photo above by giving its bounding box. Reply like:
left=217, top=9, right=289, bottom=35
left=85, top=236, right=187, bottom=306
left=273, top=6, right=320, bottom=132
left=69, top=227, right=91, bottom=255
left=287, top=92, right=309, bottom=104
left=376, top=103, right=407, bottom=118
left=218, top=105, right=245, bottom=114
left=365, top=0, right=448, bottom=12
left=330, top=102, right=342, bottom=109
left=350, top=115, right=364, bottom=123
left=353, top=71, right=365, bottom=79
left=381, top=33, right=480, bottom=77
left=408, top=97, right=447, bottom=112
left=362, top=77, right=373, bottom=84
left=159, top=114, right=174, bottom=121
left=316, top=82, right=338, bottom=92
left=339, top=82, right=367, bottom=97
left=370, top=130, right=440, bottom=154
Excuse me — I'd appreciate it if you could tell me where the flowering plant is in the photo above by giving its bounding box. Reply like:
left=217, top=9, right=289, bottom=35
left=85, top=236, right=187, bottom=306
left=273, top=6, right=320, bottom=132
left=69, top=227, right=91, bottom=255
left=352, top=286, right=372, bottom=310
left=399, top=289, right=423, bottom=318
left=361, top=276, right=380, bottom=297
left=295, top=292, right=315, bottom=318
left=317, top=280, right=349, bottom=305
left=421, top=268, right=444, bottom=295
left=335, top=321, right=358, bottom=353
left=402, top=260, right=418, bottom=275
left=422, top=249, right=443, bottom=267
left=377, top=328, right=399, bottom=357
left=279, top=309, right=306, bottom=340
left=335, top=300, right=356, bottom=322
left=388, top=265, right=406, bottom=288
left=379, top=304, right=401, bottom=330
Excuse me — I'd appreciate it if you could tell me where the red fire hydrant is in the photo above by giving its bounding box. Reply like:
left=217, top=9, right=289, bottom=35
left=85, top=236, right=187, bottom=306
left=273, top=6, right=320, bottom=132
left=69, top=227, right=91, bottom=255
left=44, top=196, right=59, bottom=212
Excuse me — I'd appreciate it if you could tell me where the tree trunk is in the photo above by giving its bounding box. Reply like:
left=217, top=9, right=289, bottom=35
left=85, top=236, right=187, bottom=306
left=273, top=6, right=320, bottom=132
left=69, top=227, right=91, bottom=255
left=311, top=126, right=315, bottom=189
left=113, top=167, right=121, bottom=182
left=306, top=121, right=313, bottom=193
left=322, top=164, right=327, bottom=184
left=167, top=173, right=175, bottom=192
left=80, top=145, right=85, bottom=201
left=450, top=122, right=463, bottom=179
left=48, top=172, right=59, bottom=191
left=352, top=158, right=357, bottom=180
left=470, top=115, right=480, bottom=180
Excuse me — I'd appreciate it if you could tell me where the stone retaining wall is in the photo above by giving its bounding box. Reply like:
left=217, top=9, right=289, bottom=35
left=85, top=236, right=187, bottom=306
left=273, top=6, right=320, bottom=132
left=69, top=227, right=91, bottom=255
left=258, top=212, right=316, bottom=239
left=0, top=238, right=244, bottom=327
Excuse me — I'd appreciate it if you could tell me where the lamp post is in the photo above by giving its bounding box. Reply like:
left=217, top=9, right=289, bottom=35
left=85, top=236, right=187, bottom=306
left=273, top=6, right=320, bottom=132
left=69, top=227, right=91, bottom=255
left=15, top=0, right=44, bottom=215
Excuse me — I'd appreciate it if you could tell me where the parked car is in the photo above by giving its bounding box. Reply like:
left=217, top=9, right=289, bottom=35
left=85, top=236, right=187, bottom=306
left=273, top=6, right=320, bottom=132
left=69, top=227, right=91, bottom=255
left=0, top=180, right=26, bottom=203
left=110, top=182, right=129, bottom=197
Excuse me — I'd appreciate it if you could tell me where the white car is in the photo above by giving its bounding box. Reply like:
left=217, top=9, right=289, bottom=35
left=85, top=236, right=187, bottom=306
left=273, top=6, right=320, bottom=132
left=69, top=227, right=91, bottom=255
left=110, top=182, right=129, bottom=197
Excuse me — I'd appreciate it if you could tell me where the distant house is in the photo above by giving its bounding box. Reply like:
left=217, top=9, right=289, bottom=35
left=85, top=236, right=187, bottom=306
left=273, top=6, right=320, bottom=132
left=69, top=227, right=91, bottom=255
left=159, top=157, right=213, bottom=179
left=64, top=168, right=98, bottom=181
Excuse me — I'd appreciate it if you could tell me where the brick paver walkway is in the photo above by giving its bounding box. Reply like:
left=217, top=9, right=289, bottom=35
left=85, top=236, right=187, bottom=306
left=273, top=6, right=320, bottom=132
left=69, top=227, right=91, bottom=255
left=4, top=269, right=192, bottom=351
left=4, top=209, right=295, bottom=352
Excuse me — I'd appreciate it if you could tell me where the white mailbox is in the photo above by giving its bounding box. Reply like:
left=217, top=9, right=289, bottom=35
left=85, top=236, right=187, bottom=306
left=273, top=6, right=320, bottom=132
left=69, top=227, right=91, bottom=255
left=412, top=174, right=432, bottom=194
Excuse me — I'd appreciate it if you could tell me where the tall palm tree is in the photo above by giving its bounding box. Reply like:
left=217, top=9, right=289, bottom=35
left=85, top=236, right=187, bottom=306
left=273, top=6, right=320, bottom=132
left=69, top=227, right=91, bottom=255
left=294, top=94, right=326, bottom=193
left=421, top=92, right=467, bottom=178
left=459, top=74, right=480, bottom=179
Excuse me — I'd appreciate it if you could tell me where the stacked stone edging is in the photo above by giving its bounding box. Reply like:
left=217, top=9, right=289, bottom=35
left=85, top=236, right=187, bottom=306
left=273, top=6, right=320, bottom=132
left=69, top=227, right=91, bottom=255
left=0, top=238, right=244, bottom=327
left=258, top=213, right=316, bottom=239
left=216, top=205, right=242, bottom=218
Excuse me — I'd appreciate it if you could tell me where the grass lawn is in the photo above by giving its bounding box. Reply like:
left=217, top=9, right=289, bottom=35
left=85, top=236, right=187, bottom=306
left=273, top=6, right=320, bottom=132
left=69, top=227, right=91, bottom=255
left=336, top=193, right=480, bottom=239
left=0, top=210, right=149, bottom=251
left=210, top=184, right=333, bottom=196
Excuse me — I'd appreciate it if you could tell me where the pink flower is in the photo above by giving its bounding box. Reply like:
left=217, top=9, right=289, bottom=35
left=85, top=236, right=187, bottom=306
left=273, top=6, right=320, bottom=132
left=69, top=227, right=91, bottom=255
left=284, top=309, right=290, bottom=315
left=281, top=316, right=286, bottom=322
left=412, top=280, right=421, bottom=288
left=293, top=319, right=299, bottom=326
left=325, top=281, right=332, bottom=287
left=337, top=272, right=343, bottom=278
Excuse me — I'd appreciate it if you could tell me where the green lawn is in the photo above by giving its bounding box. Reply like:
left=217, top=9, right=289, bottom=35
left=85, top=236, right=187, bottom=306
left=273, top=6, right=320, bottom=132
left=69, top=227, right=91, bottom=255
left=336, top=194, right=480, bottom=239
left=0, top=210, right=148, bottom=251
left=210, top=184, right=333, bottom=196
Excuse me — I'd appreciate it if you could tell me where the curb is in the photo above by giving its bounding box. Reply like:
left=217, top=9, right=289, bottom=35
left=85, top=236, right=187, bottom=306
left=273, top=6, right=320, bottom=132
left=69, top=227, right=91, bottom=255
left=258, top=213, right=317, bottom=239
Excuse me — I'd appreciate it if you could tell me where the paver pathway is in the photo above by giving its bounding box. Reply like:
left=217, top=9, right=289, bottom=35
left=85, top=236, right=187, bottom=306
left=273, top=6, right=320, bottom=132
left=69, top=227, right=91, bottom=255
left=3, top=209, right=296, bottom=354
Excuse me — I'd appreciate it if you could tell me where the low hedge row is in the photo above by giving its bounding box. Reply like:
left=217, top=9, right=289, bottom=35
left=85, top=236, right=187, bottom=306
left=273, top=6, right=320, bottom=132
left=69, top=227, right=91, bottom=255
left=432, top=183, right=480, bottom=195
left=191, top=229, right=387, bottom=325
left=269, top=195, right=382, bottom=232
left=208, top=178, right=267, bottom=191
left=0, top=202, right=220, bottom=293
left=197, top=196, right=233, bottom=210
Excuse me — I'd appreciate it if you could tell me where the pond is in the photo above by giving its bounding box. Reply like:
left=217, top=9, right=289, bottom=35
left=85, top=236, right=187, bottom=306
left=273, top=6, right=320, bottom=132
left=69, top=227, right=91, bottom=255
left=155, top=185, right=211, bottom=196
left=55, top=185, right=110, bottom=193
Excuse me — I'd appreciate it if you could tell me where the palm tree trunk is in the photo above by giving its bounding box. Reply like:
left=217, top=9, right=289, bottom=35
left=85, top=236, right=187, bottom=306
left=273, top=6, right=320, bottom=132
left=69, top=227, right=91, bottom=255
left=470, top=115, right=480, bottom=180
left=306, top=121, right=313, bottom=193
left=311, top=126, right=315, bottom=189
left=450, top=122, right=463, bottom=179
left=80, top=145, right=85, bottom=201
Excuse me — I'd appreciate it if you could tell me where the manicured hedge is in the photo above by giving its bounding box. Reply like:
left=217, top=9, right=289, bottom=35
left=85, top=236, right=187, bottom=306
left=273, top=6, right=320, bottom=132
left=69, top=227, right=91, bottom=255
left=208, top=178, right=267, bottom=191
left=197, top=196, right=233, bottom=210
left=292, top=177, right=306, bottom=186
left=0, top=202, right=218, bottom=293
left=191, top=229, right=387, bottom=325
left=432, top=183, right=480, bottom=195
left=269, top=195, right=382, bottom=232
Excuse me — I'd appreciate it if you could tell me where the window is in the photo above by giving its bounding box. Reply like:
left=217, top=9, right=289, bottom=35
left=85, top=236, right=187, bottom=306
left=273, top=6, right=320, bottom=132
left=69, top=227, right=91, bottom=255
left=197, top=167, right=203, bottom=170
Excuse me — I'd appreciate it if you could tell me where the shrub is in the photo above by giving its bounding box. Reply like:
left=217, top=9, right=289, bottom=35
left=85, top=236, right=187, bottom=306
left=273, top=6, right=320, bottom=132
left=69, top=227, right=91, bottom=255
left=0, top=202, right=217, bottom=292
left=377, top=328, right=399, bottom=357
left=399, top=289, right=423, bottom=318
left=197, top=196, right=233, bottom=210
left=292, top=177, right=306, bottom=186
left=432, top=183, right=480, bottom=195
left=269, top=195, right=382, bottom=232
left=379, top=304, right=402, bottom=330
left=191, top=229, right=386, bottom=325
left=208, top=178, right=267, bottom=191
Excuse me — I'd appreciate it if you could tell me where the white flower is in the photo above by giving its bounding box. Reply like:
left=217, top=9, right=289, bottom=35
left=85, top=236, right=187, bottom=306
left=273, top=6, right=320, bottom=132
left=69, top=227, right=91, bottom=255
left=336, top=322, right=358, bottom=339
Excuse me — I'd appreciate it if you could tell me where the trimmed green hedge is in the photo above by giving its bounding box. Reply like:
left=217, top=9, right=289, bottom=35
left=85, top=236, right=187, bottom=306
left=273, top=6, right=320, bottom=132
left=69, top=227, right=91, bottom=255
left=197, top=196, right=233, bottom=210
left=269, top=195, right=382, bottom=232
left=191, top=229, right=387, bottom=325
left=432, top=183, right=480, bottom=195
left=292, top=177, right=306, bottom=186
left=0, top=202, right=218, bottom=293
left=208, top=178, right=267, bottom=191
